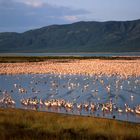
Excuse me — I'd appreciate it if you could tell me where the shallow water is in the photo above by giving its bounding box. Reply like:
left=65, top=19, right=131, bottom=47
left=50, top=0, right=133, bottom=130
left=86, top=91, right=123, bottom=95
left=0, top=52, right=140, bottom=57
left=0, top=74, right=140, bottom=123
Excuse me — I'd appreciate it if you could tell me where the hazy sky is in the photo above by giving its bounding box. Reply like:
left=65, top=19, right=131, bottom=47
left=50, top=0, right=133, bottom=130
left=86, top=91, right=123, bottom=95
left=0, top=0, right=140, bottom=32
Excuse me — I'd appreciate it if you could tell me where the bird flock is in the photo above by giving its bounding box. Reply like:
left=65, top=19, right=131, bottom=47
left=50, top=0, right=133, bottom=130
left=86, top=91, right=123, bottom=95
left=0, top=73, right=140, bottom=122
left=0, top=59, right=140, bottom=77
left=0, top=95, right=140, bottom=116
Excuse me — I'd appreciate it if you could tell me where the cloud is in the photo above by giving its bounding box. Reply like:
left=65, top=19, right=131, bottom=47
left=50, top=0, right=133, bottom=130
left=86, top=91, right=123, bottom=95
left=0, top=0, right=90, bottom=32
left=15, top=0, right=45, bottom=8
left=63, top=16, right=78, bottom=22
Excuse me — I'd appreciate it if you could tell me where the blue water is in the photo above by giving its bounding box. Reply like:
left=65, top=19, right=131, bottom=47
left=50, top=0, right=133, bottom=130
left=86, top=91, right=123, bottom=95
left=0, top=52, right=140, bottom=57
left=0, top=74, right=140, bottom=123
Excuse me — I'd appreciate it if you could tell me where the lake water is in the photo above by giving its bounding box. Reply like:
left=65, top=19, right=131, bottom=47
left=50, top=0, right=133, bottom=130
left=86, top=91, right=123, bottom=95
left=0, top=74, right=140, bottom=123
left=0, top=52, right=140, bottom=57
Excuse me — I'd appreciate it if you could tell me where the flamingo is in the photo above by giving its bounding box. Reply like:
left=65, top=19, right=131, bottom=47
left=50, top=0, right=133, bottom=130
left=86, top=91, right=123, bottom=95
left=90, top=103, right=96, bottom=111
left=135, top=105, right=140, bottom=115
left=77, top=103, right=82, bottom=110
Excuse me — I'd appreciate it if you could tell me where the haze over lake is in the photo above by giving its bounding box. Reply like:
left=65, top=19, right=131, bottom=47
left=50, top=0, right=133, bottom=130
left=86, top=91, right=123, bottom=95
left=1, top=52, right=140, bottom=57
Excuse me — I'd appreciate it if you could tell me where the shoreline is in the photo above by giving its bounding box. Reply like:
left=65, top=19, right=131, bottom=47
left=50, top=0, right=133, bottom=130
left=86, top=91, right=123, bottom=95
left=14, top=107, right=140, bottom=125
left=1, top=107, right=139, bottom=125
left=0, top=59, right=140, bottom=77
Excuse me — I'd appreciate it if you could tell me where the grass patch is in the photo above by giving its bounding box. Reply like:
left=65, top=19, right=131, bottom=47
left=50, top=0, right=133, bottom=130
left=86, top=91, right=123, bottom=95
left=0, top=56, right=140, bottom=63
left=0, top=108, right=139, bottom=140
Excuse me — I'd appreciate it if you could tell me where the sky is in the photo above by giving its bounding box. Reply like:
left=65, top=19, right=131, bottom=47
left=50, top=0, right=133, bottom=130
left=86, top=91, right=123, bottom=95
left=0, top=0, right=140, bottom=32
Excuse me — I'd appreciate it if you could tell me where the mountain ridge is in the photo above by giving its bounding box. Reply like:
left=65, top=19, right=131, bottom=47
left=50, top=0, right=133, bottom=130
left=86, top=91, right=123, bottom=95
left=0, top=19, right=140, bottom=52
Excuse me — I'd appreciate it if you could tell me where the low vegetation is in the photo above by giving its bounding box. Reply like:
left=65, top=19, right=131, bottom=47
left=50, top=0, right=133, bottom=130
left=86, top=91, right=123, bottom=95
left=0, top=56, right=140, bottom=63
left=0, top=108, right=140, bottom=140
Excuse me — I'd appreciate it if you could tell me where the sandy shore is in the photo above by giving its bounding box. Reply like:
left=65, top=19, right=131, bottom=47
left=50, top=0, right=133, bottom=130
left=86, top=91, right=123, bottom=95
left=0, top=59, right=140, bottom=77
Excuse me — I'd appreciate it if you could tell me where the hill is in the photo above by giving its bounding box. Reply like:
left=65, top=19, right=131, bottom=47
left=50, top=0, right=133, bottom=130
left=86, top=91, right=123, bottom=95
left=0, top=19, right=140, bottom=52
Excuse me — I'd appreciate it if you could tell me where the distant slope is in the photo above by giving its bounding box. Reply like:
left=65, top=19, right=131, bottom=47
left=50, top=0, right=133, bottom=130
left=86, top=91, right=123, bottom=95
left=0, top=19, right=140, bottom=52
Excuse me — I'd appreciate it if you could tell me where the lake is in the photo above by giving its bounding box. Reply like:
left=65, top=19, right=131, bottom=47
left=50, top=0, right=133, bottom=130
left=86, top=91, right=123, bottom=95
left=0, top=52, right=140, bottom=57
left=0, top=74, right=140, bottom=123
